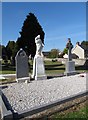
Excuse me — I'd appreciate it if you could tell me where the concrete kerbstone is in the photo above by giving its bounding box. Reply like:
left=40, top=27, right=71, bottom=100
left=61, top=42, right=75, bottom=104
left=18, top=90, right=88, bottom=119
left=0, top=94, right=13, bottom=120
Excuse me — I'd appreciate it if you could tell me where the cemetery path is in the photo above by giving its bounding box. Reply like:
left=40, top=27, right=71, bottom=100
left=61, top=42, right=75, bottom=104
left=0, top=73, right=87, bottom=114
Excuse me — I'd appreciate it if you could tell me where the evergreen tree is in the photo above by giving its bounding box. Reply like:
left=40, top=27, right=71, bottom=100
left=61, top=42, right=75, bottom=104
left=81, top=41, right=88, bottom=58
left=81, top=41, right=88, bottom=50
left=6, top=41, right=16, bottom=60
left=17, top=13, right=45, bottom=57
left=2, top=45, right=7, bottom=60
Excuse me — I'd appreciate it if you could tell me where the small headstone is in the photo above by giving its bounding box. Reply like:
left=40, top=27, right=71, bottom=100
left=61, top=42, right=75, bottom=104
left=15, top=48, right=30, bottom=82
left=64, top=38, right=76, bottom=76
left=32, top=35, right=47, bottom=80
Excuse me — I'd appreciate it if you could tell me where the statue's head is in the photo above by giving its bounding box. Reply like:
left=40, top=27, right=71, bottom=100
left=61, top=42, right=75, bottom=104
left=35, top=35, right=40, bottom=40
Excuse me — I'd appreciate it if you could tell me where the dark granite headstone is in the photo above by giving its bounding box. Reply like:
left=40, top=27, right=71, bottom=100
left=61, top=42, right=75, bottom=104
left=15, top=48, right=30, bottom=82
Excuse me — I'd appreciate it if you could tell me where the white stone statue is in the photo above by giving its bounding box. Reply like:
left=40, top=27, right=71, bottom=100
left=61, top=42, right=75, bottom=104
left=35, top=35, right=44, bottom=56
left=32, top=34, right=47, bottom=80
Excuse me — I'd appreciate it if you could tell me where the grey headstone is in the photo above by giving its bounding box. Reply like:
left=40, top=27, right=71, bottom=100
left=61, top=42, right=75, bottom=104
left=15, top=48, right=30, bottom=82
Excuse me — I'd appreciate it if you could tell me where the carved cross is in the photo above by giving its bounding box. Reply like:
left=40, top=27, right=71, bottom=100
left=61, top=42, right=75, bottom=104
left=66, top=38, right=73, bottom=61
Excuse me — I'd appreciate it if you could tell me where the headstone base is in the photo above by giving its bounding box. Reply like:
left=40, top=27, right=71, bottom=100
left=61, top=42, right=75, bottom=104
left=64, top=61, right=77, bottom=76
left=16, top=77, right=30, bottom=83
left=32, top=55, right=47, bottom=80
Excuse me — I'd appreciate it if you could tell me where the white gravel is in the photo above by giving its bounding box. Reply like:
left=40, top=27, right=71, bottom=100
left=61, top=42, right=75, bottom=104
left=1, top=73, right=87, bottom=113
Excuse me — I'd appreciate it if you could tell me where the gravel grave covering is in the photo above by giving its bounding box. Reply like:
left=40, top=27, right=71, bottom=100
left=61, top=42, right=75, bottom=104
left=1, top=73, right=87, bottom=113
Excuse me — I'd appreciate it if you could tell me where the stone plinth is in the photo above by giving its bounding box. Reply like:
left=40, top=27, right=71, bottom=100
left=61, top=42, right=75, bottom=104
left=64, top=61, right=77, bottom=76
left=32, top=55, right=47, bottom=80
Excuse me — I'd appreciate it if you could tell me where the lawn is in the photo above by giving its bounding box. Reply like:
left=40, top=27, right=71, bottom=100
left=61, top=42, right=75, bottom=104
left=44, top=60, right=65, bottom=75
left=0, top=60, right=88, bottom=74
left=0, top=65, right=16, bottom=74
left=0, top=78, right=15, bottom=83
left=49, top=102, right=88, bottom=119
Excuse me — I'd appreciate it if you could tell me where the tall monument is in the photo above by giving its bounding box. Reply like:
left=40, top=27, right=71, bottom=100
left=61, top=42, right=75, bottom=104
left=32, top=35, right=47, bottom=80
left=64, top=38, right=76, bottom=76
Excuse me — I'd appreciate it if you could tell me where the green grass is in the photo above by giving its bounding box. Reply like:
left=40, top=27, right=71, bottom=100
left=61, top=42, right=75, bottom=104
left=0, top=71, right=15, bottom=74
left=76, top=65, right=88, bottom=72
left=44, top=61, right=65, bottom=75
left=0, top=60, right=88, bottom=75
left=44, top=60, right=61, bottom=65
left=0, top=65, right=16, bottom=74
left=0, top=78, right=15, bottom=82
left=50, top=104, right=88, bottom=119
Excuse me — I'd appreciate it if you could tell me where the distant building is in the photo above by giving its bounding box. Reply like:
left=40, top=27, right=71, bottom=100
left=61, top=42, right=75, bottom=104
left=63, top=42, right=88, bottom=59
left=63, top=54, right=68, bottom=58
left=43, top=51, right=50, bottom=58
left=72, top=42, right=88, bottom=59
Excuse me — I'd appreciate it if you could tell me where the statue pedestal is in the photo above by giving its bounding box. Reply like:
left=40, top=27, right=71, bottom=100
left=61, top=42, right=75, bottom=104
left=32, top=55, right=47, bottom=80
left=64, top=61, right=77, bottom=76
